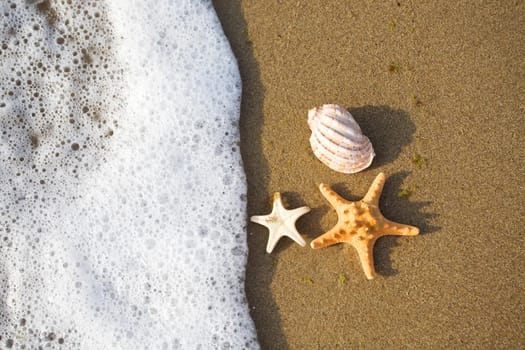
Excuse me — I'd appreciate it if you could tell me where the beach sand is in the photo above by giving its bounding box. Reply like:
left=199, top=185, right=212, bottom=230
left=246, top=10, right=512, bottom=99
left=213, top=1, right=525, bottom=349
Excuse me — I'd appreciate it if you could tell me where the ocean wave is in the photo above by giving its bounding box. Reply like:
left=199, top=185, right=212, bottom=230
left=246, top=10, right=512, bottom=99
left=0, top=0, right=258, bottom=348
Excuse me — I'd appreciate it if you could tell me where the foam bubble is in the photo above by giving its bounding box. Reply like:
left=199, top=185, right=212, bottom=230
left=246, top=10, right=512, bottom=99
left=0, top=0, right=258, bottom=348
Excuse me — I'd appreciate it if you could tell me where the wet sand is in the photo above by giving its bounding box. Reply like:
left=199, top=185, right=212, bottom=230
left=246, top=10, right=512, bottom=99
left=213, top=1, right=525, bottom=349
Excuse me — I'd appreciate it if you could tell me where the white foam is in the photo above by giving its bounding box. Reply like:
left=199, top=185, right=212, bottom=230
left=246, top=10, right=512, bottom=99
left=0, top=0, right=258, bottom=348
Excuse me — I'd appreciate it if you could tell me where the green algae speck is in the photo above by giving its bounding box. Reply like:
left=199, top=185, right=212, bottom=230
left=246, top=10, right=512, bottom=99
left=398, top=188, right=412, bottom=200
left=410, top=95, right=421, bottom=107
left=339, top=274, right=346, bottom=285
left=302, top=277, right=314, bottom=285
left=412, top=153, right=428, bottom=169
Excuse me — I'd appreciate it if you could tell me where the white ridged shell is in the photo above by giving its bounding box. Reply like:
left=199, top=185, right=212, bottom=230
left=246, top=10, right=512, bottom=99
left=308, top=104, right=375, bottom=174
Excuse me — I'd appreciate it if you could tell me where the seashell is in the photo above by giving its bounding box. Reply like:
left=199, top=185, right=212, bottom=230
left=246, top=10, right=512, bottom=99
left=308, top=104, right=375, bottom=174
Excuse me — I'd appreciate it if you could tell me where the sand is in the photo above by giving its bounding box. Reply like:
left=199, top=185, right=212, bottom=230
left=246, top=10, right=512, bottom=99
left=212, top=1, right=525, bottom=349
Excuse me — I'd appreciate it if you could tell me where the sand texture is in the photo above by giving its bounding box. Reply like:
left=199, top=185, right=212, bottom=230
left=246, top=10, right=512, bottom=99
left=213, top=1, right=524, bottom=349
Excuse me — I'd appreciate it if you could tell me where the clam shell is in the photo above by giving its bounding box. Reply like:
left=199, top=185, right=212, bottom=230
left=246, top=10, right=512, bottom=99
left=308, top=104, right=375, bottom=174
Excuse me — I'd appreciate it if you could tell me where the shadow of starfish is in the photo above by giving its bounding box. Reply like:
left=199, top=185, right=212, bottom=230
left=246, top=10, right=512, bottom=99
left=376, top=171, right=440, bottom=276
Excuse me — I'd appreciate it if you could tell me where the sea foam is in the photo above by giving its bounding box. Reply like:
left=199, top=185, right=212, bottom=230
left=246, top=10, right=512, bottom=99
left=0, top=0, right=258, bottom=348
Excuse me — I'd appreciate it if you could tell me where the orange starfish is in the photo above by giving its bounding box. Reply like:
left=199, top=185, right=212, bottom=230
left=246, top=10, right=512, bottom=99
left=310, top=173, right=419, bottom=279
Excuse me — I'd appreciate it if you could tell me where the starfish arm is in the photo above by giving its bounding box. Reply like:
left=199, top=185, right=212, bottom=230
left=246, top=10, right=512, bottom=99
left=380, top=219, right=420, bottom=236
left=285, top=207, right=310, bottom=247
left=353, top=239, right=377, bottom=280
left=289, top=206, right=311, bottom=218
left=250, top=215, right=270, bottom=226
left=284, top=228, right=306, bottom=247
left=319, top=183, right=348, bottom=210
left=265, top=231, right=281, bottom=253
left=310, top=227, right=344, bottom=249
left=362, top=172, right=386, bottom=206
left=272, top=192, right=284, bottom=211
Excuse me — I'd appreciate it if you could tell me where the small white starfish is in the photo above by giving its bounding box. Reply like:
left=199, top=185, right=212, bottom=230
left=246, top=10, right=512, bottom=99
left=250, top=192, right=310, bottom=253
